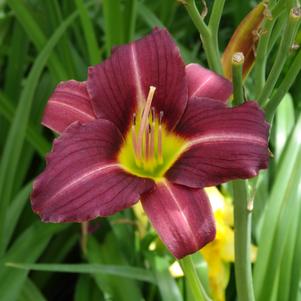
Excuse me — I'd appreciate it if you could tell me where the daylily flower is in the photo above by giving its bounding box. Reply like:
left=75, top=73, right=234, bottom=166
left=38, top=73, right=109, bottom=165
left=31, top=28, right=269, bottom=259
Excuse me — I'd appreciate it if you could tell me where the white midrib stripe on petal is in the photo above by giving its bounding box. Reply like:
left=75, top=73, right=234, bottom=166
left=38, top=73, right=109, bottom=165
left=162, top=181, right=199, bottom=250
left=49, top=100, right=95, bottom=120
left=187, top=133, right=267, bottom=149
left=130, top=44, right=145, bottom=105
left=190, top=74, right=214, bottom=98
left=48, top=163, right=120, bottom=202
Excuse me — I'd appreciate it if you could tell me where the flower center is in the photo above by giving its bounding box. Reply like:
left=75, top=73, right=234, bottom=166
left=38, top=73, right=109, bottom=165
left=118, top=86, right=186, bottom=181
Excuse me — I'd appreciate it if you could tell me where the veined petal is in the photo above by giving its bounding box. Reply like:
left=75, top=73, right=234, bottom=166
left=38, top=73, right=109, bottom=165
left=167, top=98, right=269, bottom=188
left=141, top=181, right=216, bottom=259
left=31, top=120, right=154, bottom=222
left=87, top=28, right=187, bottom=135
left=186, top=64, right=232, bottom=102
left=42, top=80, right=96, bottom=134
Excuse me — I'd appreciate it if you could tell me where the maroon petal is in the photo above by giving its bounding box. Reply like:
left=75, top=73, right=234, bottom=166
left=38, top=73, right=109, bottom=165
left=31, top=120, right=154, bottom=222
left=87, top=28, right=187, bottom=135
left=167, top=98, right=269, bottom=188
left=42, top=80, right=96, bottom=133
left=186, top=64, right=232, bottom=102
left=141, top=181, right=216, bottom=259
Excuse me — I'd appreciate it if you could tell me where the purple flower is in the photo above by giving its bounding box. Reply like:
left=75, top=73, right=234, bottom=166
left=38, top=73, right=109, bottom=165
left=31, top=29, right=269, bottom=259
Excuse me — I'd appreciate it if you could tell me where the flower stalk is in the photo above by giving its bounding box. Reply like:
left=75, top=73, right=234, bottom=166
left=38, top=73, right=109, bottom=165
left=258, top=7, right=301, bottom=105
left=181, top=0, right=223, bottom=74
left=179, top=255, right=212, bottom=301
left=232, top=52, right=255, bottom=301
left=264, top=48, right=301, bottom=121
left=232, top=52, right=245, bottom=105
left=254, top=1, right=285, bottom=95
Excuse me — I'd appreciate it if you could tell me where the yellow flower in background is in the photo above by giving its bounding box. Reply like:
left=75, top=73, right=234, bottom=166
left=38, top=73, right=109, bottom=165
left=202, top=187, right=257, bottom=301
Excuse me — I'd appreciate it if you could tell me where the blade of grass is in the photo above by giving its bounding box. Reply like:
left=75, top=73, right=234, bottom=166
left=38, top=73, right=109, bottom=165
left=151, top=256, right=183, bottom=301
left=102, top=0, right=124, bottom=55
left=31, top=230, right=78, bottom=288
left=75, top=275, right=103, bottom=301
left=87, top=235, right=145, bottom=301
left=0, top=21, right=29, bottom=146
left=4, top=182, right=33, bottom=250
left=275, top=194, right=301, bottom=301
left=7, top=0, right=68, bottom=80
left=288, top=197, right=301, bottom=301
left=75, top=0, right=100, bottom=65
left=0, top=92, right=50, bottom=157
left=0, top=223, right=67, bottom=301
left=124, top=0, right=137, bottom=42
left=18, top=279, right=47, bottom=301
left=274, top=93, right=295, bottom=161
left=43, top=0, right=76, bottom=77
left=6, top=262, right=156, bottom=284
left=3, top=21, right=29, bottom=102
left=254, top=113, right=301, bottom=301
left=137, top=2, right=164, bottom=28
left=0, top=8, right=80, bottom=256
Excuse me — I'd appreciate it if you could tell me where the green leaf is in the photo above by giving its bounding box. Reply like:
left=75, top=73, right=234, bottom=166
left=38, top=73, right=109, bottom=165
left=6, top=262, right=156, bottom=284
left=0, top=92, right=51, bottom=157
left=18, top=279, right=47, bottom=301
left=151, top=257, right=183, bottom=301
left=288, top=197, right=301, bottom=301
left=123, top=0, right=137, bottom=42
left=6, top=0, right=67, bottom=80
left=4, top=182, right=33, bottom=249
left=87, top=235, right=146, bottom=301
left=102, top=0, right=124, bottom=55
left=75, top=0, right=100, bottom=65
left=0, top=223, right=67, bottom=301
left=254, top=112, right=301, bottom=301
left=137, top=2, right=164, bottom=28
left=274, top=93, right=295, bottom=161
left=0, top=7, right=79, bottom=256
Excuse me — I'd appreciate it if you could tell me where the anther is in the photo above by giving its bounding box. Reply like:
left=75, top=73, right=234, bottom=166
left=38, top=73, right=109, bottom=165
left=159, top=111, right=164, bottom=124
left=151, top=107, right=155, bottom=122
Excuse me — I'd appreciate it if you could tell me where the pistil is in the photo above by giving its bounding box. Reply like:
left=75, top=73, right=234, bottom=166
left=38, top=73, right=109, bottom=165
left=137, top=86, right=156, bottom=161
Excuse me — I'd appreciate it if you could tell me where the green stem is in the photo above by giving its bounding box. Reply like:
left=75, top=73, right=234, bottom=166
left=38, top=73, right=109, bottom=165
left=258, top=7, right=301, bottom=105
left=264, top=48, right=301, bottom=121
left=179, top=255, right=211, bottom=301
left=254, top=16, right=276, bottom=95
left=233, top=180, right=255, bottom=301
left=232, top=55, right=255, bottom=301
left=232, top=52, right=244, bottom=105
left=209, top=0, right=225, bottom=58
left=183, top=0, right=223, bottom=74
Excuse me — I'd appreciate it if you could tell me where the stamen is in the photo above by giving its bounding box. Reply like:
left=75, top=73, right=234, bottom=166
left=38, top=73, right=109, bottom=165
left=144, top=124, right=150, bottom=161
left=151, top=107, right=155, bottom=122
left=137, top=86, right=156, bottom=161
left=131, top=114, right=138, bottom=160
left=159, top=111, right=164, bottom=124
left=158, top=111, right=164, bottom=164
left=150, top=120, right=155, bottom=160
